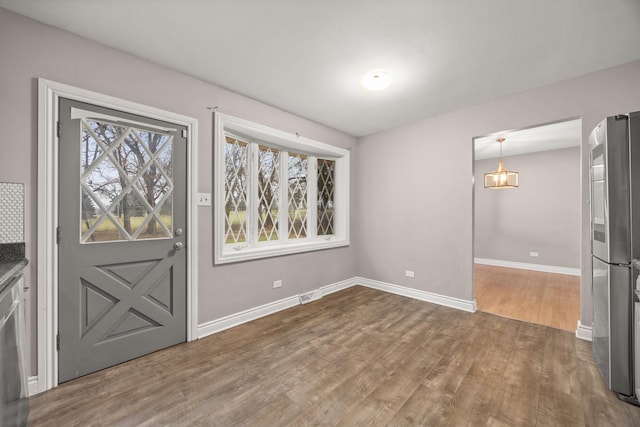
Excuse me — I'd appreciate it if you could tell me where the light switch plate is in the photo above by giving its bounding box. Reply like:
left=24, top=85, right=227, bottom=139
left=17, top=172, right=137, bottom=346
left=197, top=193, right=211, bottom=206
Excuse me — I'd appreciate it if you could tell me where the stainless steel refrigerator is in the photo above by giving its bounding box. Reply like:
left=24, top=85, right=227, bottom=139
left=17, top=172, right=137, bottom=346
left=590, top=111, right=640, bottom=405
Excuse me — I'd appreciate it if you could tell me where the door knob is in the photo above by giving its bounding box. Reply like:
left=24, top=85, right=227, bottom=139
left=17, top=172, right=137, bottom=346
left=174, top=242, right=184, bottom=250
left=174, top=228, right=184, bottom=236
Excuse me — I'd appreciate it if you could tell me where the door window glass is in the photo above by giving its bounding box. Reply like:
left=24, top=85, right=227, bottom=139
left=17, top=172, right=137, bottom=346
left=80, top=119, right=174, bottom=242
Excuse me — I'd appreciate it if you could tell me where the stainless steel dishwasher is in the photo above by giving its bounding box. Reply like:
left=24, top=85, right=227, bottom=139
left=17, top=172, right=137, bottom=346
left=0, top=273, right=29, bottom=426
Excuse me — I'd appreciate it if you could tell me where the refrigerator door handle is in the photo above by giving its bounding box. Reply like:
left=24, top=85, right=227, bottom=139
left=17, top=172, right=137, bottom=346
left=632, top=260, right=640, bottom=300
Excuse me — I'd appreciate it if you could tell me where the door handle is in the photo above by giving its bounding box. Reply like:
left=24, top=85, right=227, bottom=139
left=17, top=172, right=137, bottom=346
left=174, top=242, right=184, bottom=250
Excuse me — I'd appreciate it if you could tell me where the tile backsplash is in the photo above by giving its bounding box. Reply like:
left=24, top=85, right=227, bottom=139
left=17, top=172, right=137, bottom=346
left=0, top=182, right=25, bottom=244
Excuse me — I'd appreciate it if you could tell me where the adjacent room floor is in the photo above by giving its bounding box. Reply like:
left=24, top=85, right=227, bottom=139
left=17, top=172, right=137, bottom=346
left=28, top=285, right=638, bottom=426
left=474, top=264, right=580, bottom=332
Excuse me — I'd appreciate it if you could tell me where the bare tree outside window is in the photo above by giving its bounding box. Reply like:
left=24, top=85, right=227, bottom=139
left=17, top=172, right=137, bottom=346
left=80, top=119, right=173, bottom=242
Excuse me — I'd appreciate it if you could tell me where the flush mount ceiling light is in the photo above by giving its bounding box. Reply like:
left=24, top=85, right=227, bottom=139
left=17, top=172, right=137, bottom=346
left=484, top=137, right=519, bottom=189
left=361, top=70, right=391, bottom=91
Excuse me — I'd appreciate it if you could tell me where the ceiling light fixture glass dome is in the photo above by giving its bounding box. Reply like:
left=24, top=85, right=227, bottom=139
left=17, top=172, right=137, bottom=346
left=361, top=70, right=391, bottom=91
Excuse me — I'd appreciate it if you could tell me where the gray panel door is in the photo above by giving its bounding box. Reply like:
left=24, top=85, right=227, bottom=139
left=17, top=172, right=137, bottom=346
left=58, top=98, right=187, bottom=383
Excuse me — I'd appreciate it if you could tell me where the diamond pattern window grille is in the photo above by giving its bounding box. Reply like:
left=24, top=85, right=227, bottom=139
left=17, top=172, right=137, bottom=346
left=288, top=152, right=308, bottom=239
left=224, top=136, right=249, bottom=245
left=216, top=114, right=350, bottom=263
left=80, top=119, right=174, bottom=243
left=257, top=145, right=280, bottom=241
left=317, top=159, right=335, bottom=235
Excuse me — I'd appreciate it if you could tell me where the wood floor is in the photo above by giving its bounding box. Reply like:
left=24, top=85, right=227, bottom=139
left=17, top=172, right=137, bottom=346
left=475, top=264, right=581, bottom=332
left=29, top=286, right=640, bottom=426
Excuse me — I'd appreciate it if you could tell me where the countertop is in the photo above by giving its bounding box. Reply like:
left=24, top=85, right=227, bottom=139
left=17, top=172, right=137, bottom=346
left=0, top=243, right=28, bottom=292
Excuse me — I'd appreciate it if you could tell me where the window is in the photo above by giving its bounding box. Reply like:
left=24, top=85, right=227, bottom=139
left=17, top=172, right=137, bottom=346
left=80, top=117, right=176, bottom=243
left=214, top=113, right=350, bottom=264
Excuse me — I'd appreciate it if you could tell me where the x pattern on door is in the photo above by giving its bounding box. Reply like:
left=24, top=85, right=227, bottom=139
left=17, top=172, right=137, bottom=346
left=81, top=258, right=175, bottom=343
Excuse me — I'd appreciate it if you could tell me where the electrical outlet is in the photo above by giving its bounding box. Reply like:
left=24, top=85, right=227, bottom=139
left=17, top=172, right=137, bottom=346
left=197, top=193, right=211, bottom=206
left=530, top=251, right=539, bottom=257
left=273, top=280, right=282, bottom=288
left=405, top=270, right=415, bottom=278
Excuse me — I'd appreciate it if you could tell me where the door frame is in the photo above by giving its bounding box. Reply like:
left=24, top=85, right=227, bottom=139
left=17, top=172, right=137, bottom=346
left=36, top=78, right=199, bottom=393
left=471, top=116, right=584, bottom=334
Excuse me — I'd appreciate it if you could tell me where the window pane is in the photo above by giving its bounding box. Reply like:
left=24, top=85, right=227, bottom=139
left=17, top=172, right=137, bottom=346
left=80, top=119, right=174, bottom=243
left=317, top=159, right=335, bottom=235
left=258, top=145, right=280, bottom=241
left=288, top=152, right=308, bottom=239
left=225, top=136, right=249, bottom=244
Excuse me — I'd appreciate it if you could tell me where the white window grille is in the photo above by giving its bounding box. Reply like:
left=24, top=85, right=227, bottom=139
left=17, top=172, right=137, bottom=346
left=224, top=136, right=249, bottom=246
left=287, top=152, right=308, bottom=239
left=214, top=113, right=350, bottom=264
left=317, top=159, right=335, bottom=236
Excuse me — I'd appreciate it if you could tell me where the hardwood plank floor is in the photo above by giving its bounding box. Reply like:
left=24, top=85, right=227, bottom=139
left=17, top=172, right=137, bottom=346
left=474, top=264, right=580, bottom=332
left=29, top=286, right=639, bottom=426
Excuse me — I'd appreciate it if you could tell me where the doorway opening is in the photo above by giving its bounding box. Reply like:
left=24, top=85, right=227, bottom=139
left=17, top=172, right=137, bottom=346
left=472, top=118, right=582, bottom=331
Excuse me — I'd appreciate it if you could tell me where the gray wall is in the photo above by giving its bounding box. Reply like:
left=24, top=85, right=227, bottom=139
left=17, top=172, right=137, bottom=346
left=0, top=9, right=358, bottom=375
left=474, top=147, right=581, bottom=268
left=356, top=59, right=640, bottom=329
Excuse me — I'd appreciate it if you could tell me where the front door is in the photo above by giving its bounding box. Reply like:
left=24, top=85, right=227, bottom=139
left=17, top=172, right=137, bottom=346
left=57, top=98, right=187, bottom=382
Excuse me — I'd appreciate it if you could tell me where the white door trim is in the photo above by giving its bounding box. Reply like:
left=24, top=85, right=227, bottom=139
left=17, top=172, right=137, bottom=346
left=36, top=78, right=199, bottom=393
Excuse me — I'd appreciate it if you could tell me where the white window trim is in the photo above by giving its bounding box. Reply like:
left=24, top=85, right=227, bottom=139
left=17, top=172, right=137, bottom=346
left=214, top=113, right=350, bottom=264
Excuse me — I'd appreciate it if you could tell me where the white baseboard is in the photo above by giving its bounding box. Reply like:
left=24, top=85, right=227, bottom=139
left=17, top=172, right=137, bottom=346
left=197, top=294, right=300, bottom=339
left=196, top=277, right=356, bottom=339
left=576, top=320, right=593, bottom=341
left=353, top=276, right=478, bottom=313
left=320, top=277, right=355, bottom=296
left=475, top=258, right=581, bottom=276
left=28, top=375, right=39, bottom=396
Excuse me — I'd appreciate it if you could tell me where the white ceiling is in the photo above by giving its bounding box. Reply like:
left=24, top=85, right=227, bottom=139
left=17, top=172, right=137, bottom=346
left=2, top=0, right=640, bottom=137
left=474, top=118, right=582, bottom=160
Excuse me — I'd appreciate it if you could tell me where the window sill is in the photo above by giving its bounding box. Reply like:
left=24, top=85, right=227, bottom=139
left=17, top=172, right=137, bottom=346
left=215, top=238, right=349, bottom=264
